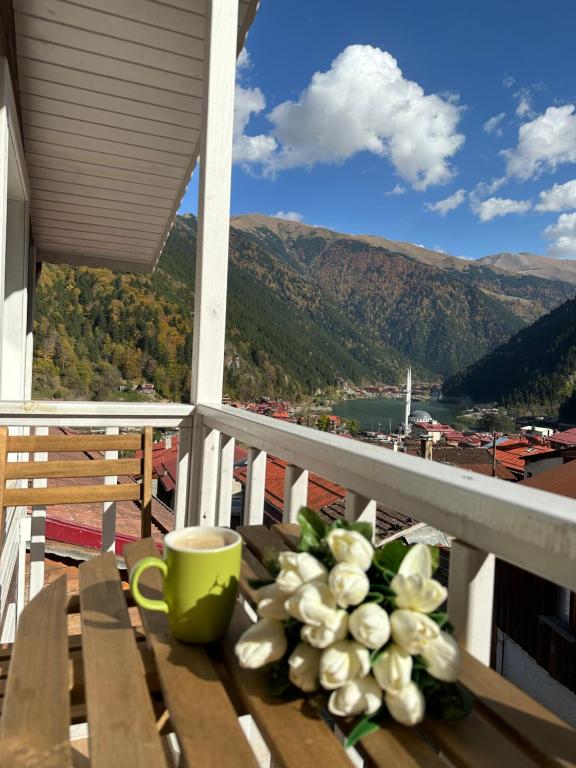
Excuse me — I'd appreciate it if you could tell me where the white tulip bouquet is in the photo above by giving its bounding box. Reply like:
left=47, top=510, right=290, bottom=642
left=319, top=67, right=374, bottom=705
left=235, top=509, right=473, bottom=747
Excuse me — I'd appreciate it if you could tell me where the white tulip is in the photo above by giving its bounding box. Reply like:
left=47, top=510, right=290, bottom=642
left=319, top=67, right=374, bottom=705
left=372, top=644, right=413, bottom=692
left=256, top=583, right=290, bottom=620
left=329, top=562, right=370, bottom=608
left=398, top=543, right=433, bottom=579
left=276, top=552, right=328, bottom=595
left=385, top=682, right=425, bottom=726
left=288, top=643, right=322, bottom=692
left=349, top=603, right=391, bottom=650
left=319, top=640, right=370, bottom=690
left=421, top=631, right=461, bottom=682
left=391, top=573, right=447, bottom=614
left=235, top=619, right=287, bottom=669
left=285, top=582, right=337, bottom=627
left=328, top=676, right=383, bottom=717
left=301, top=610, right=349, bottom=649
left=327, top=529, right=373, bottom=571
left=390, top=609, right=440, bottom=655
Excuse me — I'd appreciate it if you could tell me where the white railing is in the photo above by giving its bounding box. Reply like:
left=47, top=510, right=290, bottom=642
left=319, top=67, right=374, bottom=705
left=195, top=403, right=576, bottom=665
left=0, top=400, right=194, bottom=641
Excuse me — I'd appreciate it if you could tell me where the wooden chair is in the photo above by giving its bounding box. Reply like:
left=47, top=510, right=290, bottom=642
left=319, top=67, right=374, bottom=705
left=0, top=426, right=154, bottom=542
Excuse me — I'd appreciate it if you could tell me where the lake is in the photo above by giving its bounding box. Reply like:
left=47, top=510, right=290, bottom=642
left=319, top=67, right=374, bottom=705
left=332, top=398, right=463, bottom=431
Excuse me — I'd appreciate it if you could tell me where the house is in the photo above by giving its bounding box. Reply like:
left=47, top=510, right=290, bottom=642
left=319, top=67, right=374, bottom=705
left=488, top=439, right=562, bottom=479
left=549, top=427, right=576, bottom=449
left=411, top=421, right=453, bottom=443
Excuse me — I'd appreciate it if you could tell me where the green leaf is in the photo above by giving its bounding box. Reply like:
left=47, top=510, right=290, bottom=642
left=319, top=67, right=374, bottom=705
left=426, top=682, right=475, bottom=721
left=369, top=647, right=387, bottom=666
left=297, top=507, right=327, bottom=552
left=428, top=611, right=451, bottom=629
left=349, top=521, right=373, bottom=542
left=373, top=541, right=409, bottom=574
left=365, top=591, right=385, bottom=604
left=344, top=715, right=381, bottom=748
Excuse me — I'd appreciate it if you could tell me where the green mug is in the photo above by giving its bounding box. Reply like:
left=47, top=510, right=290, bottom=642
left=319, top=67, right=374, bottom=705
left=130, top=526, right=242, bottom=643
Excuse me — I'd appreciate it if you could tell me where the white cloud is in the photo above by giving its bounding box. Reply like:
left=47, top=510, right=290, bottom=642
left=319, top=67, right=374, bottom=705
left=273, top=211, right=304, bottom=222
left=237, top=45, right=464, bottom=189
left=535, top=179, right=576, bottom=212
left=233, top=85, right=278, bottom=165
left=471, top=196, right=532, bottom=222
left=425, top=188, right=466, bottom=216
left=515, top=97, right=532, bottom=118
left=472, top=176, right=507, bottom=198
left=483, top=113, right=506, bottom=136
left=385, top=183, right=406, bottom=196
left=544, top=212, right=576, bottom=258
left=503, top=105, right=576, bottom=179
left=503, top=74, right=515, bottom=89
left=237, top=47, right=251, bottom=72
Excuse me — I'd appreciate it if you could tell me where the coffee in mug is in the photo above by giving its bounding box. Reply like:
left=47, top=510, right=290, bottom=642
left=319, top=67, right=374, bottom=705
left=130, top=526, right=242, bottom=643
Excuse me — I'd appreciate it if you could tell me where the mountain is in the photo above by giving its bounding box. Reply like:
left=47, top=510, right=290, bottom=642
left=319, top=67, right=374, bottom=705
left=232, top=215, right=574, bottom=376
left=32, top=214, right=575, bottom=402
left=442, top=297, right=576, bottom=412
left=476, top=252, right=576, bottom=286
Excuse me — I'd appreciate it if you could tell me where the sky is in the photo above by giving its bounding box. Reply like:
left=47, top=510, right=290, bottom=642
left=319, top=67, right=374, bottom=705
left=179, top=0, right=576, bottom=260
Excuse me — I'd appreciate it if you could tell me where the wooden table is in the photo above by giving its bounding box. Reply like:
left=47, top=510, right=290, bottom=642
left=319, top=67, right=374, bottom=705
left=0, top=524, right=574, bottom=768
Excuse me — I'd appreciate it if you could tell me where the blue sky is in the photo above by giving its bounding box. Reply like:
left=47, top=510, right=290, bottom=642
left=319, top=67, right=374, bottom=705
left=180, top=0, right=576, bottom=260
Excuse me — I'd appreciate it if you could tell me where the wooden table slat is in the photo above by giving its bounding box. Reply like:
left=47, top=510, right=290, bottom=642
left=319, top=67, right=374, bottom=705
left=79, top=552, right=168, bottom=768
left=0, top=576, right=70, bottom=768
left=273, top=523, right=300, bottom=550
left=124, top=538, right=259, bottom=768
left=461, top=650, right=576, bottom=768
left=238, top=524, right=288, bottom=563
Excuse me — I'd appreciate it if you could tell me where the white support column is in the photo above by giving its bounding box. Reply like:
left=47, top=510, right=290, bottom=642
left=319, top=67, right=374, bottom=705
left=187, top=0, right=239, bottom=526
left=217, top=434, right=235, bottom=527
left=245, top=448, right=266, bottom=525
left=29, top=425, right=48, bottom=600
left=345, top=492, right=377, bottom=539
left=283, top=465, right=308, bottom=523
left=448, top=539, right=495, bottom=665
left=16, top=517, right=27, bottom=618
left=187, top=421, right=220, bottom=527
left=175, top=426, right=192, bottom=529
left=101, top=426, right=118, bottom=553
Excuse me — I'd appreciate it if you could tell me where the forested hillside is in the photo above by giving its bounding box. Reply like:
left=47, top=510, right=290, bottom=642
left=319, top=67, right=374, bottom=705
left=443, top=297, right=576, bottom=412
left=32, top=214, right=575, bottom=402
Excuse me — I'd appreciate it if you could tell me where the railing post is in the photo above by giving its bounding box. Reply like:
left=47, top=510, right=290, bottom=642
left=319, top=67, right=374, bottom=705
left=187, top=416, right=220, bottom=527
left=345, top=492, right=377, bottom=541
left=174, top=425, right=192, bottom=529
left=217, top=434, right=235, bottom=527
left=448, top=539, right=495, bottom=665
left=245, top=448, right=266, bottom=525
left=283, top=465, right=308, bottom=523
left=102, top=426, right=118, bottom=553
left=29, top=425, right=48, bottom=599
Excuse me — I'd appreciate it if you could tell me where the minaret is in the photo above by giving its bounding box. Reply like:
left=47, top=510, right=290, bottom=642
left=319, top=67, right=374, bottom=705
left=404, top=366, right=412, bottom=435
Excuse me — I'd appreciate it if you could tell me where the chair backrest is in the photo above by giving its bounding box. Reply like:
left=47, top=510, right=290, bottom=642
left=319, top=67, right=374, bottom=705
left=0, top=426, right=154, bottom=539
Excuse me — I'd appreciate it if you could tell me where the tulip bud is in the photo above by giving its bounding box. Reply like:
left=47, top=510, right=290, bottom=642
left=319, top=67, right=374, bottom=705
left=329, top=561, right=370, bottom=609
left=235, top=619, right=287, bottom=669
left=349, top=602, right=391, bottom=649
left=391, top=573, right=447, bottom=614
left=385, top=682, right=425, bottom=726
left=327, top=529, right=373, bottom=571
left=390, top=609, right=440, bottom=655
left=256, top=583, right=290, bottom=620
left=301, top=609, right=348, bottom=649
left=421, top=630, right=461, bottom=682
left=319, top=640, right=370, bottom=690
left=372, top=644, right=412, bottom=692
left=288, top=643, right=322, bottom=692
left=328, top=676, right=383, bottom=717
left=285, top=582, right=337, bottom=627
left=276, top=552, right=328, bottom=595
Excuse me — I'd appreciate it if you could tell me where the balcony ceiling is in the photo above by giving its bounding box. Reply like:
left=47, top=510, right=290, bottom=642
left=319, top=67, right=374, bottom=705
left=13, top=0, right=257, bottom=273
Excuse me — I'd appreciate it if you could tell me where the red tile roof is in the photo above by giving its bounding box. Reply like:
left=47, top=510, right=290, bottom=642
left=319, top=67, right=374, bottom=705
left=520, top=459, right=576, bottom=498
left=488, top=441, right=558, bottom=472
left=549, top=428, right=576, bottom=447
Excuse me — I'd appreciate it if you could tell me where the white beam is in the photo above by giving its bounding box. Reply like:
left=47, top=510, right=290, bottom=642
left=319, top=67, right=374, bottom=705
left=245, top=448, right=266, bottom=525
left=29, top=425, right=48, bottom=599
left=448, top=540, right=495, bottom=665
left=102, top=426, right=118, bottom=553
left=345, top=492, right=377, bottom=541
left=190, top=0, right=238, bottom=405
left=283, top=465, right=308, bottom=523
left=217, top=434, right=235, bottom=527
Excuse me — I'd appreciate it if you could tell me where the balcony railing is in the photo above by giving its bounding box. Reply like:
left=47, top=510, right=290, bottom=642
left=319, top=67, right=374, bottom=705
left=0, top=399, right=575, bottom=667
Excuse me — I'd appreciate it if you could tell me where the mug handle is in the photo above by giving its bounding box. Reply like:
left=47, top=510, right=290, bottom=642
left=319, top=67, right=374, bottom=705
left=130, top=557, right=169, bottom=614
